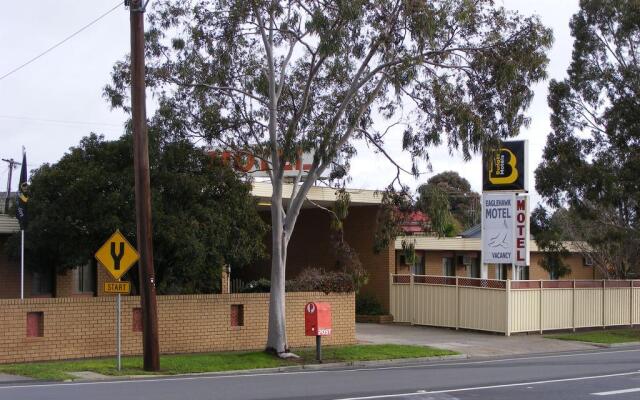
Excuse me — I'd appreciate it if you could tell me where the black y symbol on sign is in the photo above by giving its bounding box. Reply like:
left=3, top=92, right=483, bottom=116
left=111, top=242, right=125, bottom=270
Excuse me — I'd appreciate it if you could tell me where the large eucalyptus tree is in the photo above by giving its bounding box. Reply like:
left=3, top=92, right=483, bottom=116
left=535, top=0, right=640, bottom=278
left=106, top=0, right=552, bottom=354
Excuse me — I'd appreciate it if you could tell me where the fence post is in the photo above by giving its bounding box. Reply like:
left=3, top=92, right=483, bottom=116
left=505, top=279, right=511, bottom=336
left=602, top=279, right=606, bottom=329
left=455, top=276, right=460, bottom=330
left=410, top=274, right=414, bottom=325
left=572, top=280, right=576, bottom=332
left=389, top=273, right=393, bottom=318
left=631, top=281, right=635, bottom=328
left=539, top=280, right=543, bottom=334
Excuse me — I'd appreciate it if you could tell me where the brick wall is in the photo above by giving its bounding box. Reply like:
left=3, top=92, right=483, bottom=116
left=0, top=236, right=34, bottom=298
left=395, top=249, right=602, bottom=281
left=0, top=237, right=21, bottom=298
left=529, top=253, right=600, bottom=280
left=344, top=207, right=395, bottom=313
left=0, top=292, right=355, bottom=364
left=238, top=206, right=395, bottom=313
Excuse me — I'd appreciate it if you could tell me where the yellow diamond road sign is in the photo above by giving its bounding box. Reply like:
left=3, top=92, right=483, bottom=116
left=95, top=230, right=139, bottom=281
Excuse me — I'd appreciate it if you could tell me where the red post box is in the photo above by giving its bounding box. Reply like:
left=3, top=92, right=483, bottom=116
left=305, top=302, right=332, bottom=336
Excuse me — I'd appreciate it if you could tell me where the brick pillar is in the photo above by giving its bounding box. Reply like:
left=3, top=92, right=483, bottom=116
left=221, top=265, right=231, bottom=294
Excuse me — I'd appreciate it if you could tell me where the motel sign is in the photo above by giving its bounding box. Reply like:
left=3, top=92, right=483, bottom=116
left=481, top=191, right=529, bottom=266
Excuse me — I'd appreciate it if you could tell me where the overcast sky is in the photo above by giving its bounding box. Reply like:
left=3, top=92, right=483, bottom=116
left=0, top=0, right=579, bottom=207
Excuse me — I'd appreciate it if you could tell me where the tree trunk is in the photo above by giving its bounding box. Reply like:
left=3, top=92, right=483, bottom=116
left=266, top=185, right=288, bottom=353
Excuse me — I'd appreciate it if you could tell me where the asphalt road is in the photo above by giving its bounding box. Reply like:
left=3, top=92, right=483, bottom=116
left=1, top=348, right=640, bottom=400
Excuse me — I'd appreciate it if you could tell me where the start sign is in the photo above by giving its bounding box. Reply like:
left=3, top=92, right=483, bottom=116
left=95, top=230, right=139, bottom=281
left=305, top=302, right=332, bottom=336
left=104, top=281, right=131, bottom=295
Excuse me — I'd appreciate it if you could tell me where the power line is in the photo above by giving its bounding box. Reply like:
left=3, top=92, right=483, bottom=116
left=0, top=115, right=122, bottom=127
left=0, top=1, right=123, bottom=82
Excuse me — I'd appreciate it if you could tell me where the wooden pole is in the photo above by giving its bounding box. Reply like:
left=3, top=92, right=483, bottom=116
left=129, top=0, right=160, bottom=371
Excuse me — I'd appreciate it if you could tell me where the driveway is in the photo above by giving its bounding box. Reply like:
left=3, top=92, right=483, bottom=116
left=356, top=323, right=598, bottom=357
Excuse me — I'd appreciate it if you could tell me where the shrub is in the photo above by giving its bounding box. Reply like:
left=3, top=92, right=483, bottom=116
left=238, top=268, right=356, bottom=293
left=294, top=267, right=356, bottom=294
left=356, top=295, right=385, bottom=315
left=238, top=278, right=271, bottom=293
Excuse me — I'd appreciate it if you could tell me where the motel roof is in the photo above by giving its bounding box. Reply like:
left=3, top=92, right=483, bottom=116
left=394, top=236, right=545, bottom=252
left=251, top=181, right=383, bottom=206
left=394, top=235, right=584, bottom=253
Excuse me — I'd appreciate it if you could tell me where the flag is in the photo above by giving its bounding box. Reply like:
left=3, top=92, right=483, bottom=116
left=16, top=150, right=28, bottom=230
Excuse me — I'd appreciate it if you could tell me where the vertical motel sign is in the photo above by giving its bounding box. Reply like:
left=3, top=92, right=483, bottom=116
left=513, top=194, right=530, bottom=266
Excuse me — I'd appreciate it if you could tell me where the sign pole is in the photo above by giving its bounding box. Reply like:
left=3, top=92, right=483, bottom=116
left=316, top=336, right=322, bottom=363
left=95, top=231, right=136, bottom=372
left=116, top=292, right=122, bottom=371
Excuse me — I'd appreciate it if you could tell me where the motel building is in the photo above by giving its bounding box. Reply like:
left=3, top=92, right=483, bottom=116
left=0, top=182, right=601, bottom=314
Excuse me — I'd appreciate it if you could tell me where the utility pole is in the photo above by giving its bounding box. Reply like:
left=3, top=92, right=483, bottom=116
left=128, top=0, right=160, bottom=371
left=1, top=158, right=20, bottom=214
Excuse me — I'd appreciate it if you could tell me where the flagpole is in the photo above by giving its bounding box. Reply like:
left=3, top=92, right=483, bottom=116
left=21, top=229, right=24, bottom=300
left=18, top=146, right=26, bottom=300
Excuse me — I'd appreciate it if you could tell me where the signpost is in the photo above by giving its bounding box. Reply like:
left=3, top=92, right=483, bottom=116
left=95, top=230, right=139, bottom=371
left=481, top=140, right=529, bottom=280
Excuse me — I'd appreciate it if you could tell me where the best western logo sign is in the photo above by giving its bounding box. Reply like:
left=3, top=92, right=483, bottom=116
left=482, top=140, right=527, bottom=191
left=207, top=149, right=314, bottom=178
left=481, top=193, right=529, bottom=265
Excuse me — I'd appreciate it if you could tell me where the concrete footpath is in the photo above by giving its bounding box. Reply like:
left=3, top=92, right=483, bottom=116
left=357, top=322, right=597, bottom=357
left=0, top=374, right=32, bottom=384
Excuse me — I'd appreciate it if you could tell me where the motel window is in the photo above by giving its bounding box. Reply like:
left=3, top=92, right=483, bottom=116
left=442, top=257, right=455, bottom=277
left=31, top=269, right=53, bottom=296
left=468, top=259, right=480, bottom=278
left=412, top=253, right=425, bottom=275
left=515, top=266, right=529, bottom=281
left=496, top=264, right=508, bottom=280
left=74, top=261, right=96, bottom=294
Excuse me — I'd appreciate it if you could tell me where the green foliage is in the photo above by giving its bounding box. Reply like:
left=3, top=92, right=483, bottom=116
left=535, top=0, right=640, bottom=278
left=547, top=329, right=640, bottom=344
left=401, top=239, right=417, bottom=267
left=295, top=344, right=458, bottom=362
left=0, top=345, right=457, bottom=380
left=417, top=171, right=480, bottom=231
left=417, top=185, right=454, bottom=237
left=530, top=207, right=572, bottom=279
left=8, top=132, right=266, bottom=294
left=356, top=294, right=385, bottom=316
left=328, top=190, right=368, bottom=291
left=238, top=278, right=273, bottom=293
left=0, top=351, right=289, bottom=381
left=239, top=268, right=357, bottom=293
left=373, top=187, right=413, bottom=253
left=106, top=0, right=552, bottom=184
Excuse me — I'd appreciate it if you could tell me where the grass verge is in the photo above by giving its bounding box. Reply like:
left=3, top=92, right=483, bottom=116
left=0, top=344, right=458, bottom=381
left=547, top=328, right=640, bottom=344
left=296, top=344, right=458, bottom=362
